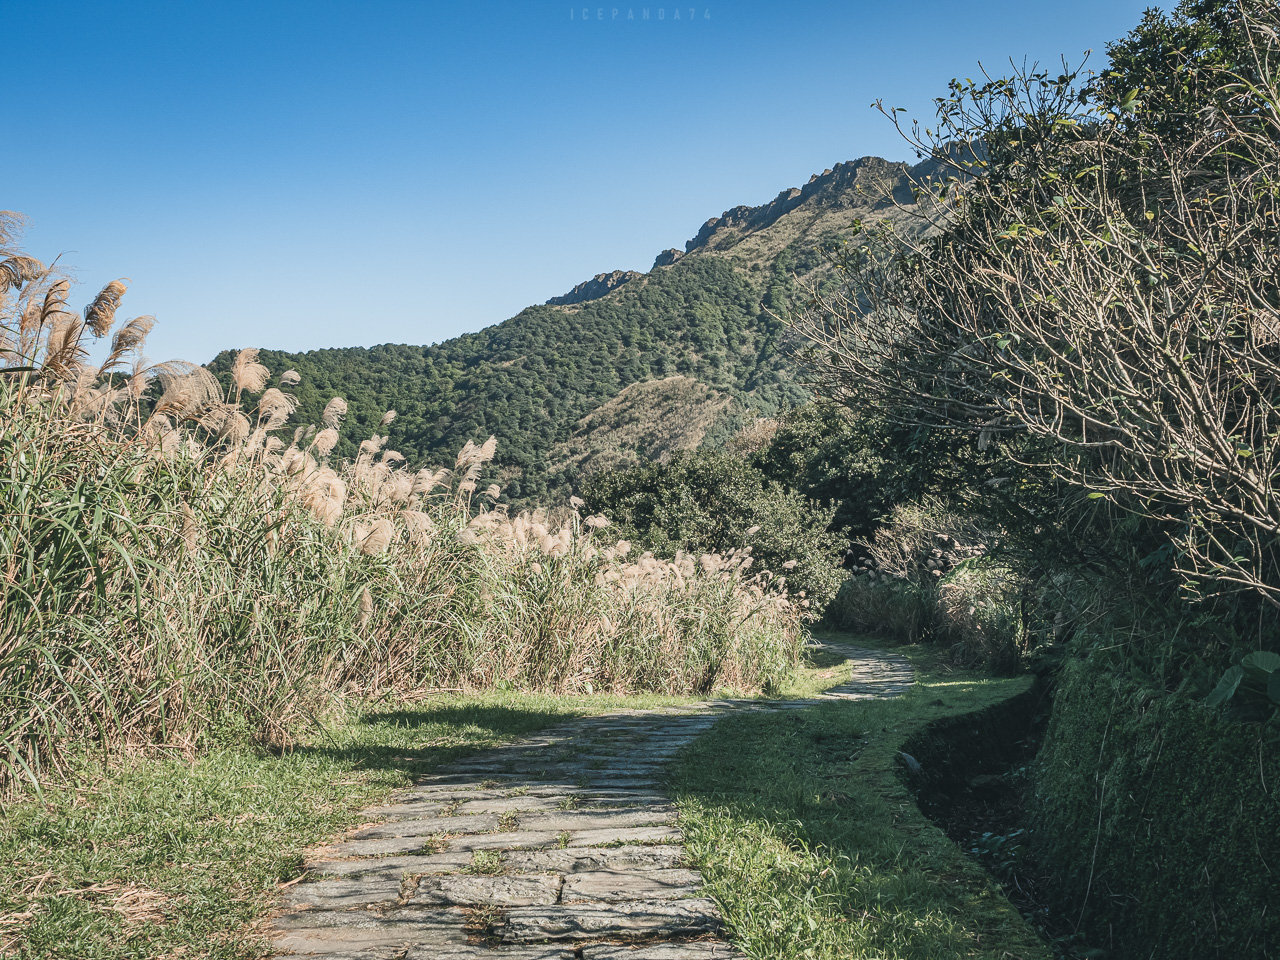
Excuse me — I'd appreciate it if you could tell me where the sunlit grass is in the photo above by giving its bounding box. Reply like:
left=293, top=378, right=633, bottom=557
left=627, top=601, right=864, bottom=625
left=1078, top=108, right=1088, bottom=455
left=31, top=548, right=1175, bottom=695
left=673, top=639, right=1049, bottom=960
left=0, top=221, right=806, bottom=791
left=0, top=688, right=701, bottom=959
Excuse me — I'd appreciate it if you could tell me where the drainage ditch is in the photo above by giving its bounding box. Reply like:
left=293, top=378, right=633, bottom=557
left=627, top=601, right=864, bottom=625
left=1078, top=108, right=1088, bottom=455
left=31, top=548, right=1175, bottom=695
left=900, top=684, right=1102, bottom=959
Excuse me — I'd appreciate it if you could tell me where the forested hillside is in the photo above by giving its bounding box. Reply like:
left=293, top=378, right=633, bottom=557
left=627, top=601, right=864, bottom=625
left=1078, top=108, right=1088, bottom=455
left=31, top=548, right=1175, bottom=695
left=208, top=157, right=924, bottom=498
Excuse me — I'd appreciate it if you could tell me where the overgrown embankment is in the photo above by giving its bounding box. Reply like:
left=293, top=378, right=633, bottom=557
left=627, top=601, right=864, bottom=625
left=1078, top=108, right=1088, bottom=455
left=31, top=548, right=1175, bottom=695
left=0, top=217, right=805, bottom=793
left=1032, top=660, right=1280, bottom=959
left=784, top=4, right=1280, bottom=956
left=673, top=642, right=1050, bottom=960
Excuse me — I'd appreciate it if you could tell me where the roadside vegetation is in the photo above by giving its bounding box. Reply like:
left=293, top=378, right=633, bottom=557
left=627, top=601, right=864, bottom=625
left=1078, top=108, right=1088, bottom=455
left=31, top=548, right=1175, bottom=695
left=0, top=225, right=808, bottom=795
left=0, top=689, right=690, bottom=959
left=785, top=1, right=1280, bottom=955
left=674, top=641, right=1046, bottom=960
left=3, top=1, right=1278, bottom=958
left=0, top=641, right=854, bottom=959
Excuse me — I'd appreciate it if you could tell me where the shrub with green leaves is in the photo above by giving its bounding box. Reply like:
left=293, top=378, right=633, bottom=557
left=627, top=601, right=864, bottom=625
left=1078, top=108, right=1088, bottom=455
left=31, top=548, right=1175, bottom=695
left=582, top=450, right=844, bottom=614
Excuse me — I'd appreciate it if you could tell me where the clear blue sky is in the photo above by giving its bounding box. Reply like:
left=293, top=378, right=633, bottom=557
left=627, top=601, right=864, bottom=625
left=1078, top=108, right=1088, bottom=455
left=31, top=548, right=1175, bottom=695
left=8, top=0, right=1160, bottom=364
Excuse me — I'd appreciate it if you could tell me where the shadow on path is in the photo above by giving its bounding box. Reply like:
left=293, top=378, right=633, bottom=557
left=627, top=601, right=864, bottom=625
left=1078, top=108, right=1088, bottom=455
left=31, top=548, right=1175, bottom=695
left=271, top=644, right=914, bottom=960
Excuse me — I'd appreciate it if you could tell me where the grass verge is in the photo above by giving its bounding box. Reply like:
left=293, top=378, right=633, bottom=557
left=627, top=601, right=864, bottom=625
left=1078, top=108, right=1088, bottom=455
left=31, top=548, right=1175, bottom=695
left=0, top=639, right=937, bottom=958
left=0, top=688, right=691, bottom=959
left=672, top=637, right=1051, bottom=960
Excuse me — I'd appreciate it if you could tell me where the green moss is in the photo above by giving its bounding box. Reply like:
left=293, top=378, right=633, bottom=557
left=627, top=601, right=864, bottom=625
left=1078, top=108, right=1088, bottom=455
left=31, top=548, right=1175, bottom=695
left=1031, top=659, right=1280, bottom=959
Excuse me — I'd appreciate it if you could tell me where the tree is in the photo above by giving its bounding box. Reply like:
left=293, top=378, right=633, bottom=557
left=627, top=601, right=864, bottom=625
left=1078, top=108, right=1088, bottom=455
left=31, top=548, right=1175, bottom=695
left=796, top=1, right=1280, bottom=608
left=582, top=451, right=843, bottom=610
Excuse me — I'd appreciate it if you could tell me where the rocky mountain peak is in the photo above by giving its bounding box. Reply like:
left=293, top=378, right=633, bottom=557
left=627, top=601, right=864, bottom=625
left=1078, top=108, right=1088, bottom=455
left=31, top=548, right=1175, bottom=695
left=546, top=269, right=643, bottom=306
left=682, top=156, right=912, bottom=254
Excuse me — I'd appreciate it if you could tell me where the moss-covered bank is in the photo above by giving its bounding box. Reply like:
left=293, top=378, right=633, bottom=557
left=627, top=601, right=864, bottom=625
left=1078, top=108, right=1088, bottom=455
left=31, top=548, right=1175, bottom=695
left=1031, top=659, right=1279, bottom=959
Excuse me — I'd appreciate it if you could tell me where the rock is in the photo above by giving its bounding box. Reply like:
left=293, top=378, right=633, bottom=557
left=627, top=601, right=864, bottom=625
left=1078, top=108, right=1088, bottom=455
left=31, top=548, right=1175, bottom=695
left=413, top=873, right=561, bottom=907
left=496, top=899, right=723, bottom=942
left=562, top=868, right=702, bottom=902
left=681, top=158, right=911, bottom=253
left=547, top=270, right=642, bottom=306
left=968, top=773, right=1007, bottom=792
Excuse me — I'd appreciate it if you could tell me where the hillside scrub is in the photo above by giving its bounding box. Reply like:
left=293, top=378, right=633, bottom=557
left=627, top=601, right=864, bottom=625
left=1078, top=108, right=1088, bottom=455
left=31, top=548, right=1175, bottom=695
left=827, top=499, right=1026, bottom=672
left=799, top=0, right=1280, bottom=611
left=0, top=224, right=805, bottom=792
left=790, top=1, right=1280, bottom=954
left=582, top=450, right=845, bottom=612
left=1032, top=656, right=1280, bottom=958
left=208, top=256, right=810, bottom=501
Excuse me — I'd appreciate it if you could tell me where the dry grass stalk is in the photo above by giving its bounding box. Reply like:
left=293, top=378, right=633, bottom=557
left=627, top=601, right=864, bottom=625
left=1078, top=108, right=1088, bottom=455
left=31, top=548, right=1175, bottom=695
left=230, top=347, right=270, bottom=395
left=0, top=229, right=804, bottom=794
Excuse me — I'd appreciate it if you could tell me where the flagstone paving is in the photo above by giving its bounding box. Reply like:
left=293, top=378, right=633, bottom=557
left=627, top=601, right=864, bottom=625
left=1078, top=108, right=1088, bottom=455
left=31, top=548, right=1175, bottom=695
left=273, top=644, right=914, bottom=959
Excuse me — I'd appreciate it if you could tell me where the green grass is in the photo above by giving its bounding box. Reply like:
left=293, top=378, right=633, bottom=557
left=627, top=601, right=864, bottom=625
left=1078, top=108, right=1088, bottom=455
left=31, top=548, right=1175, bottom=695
left=774, top=629, right=881, bottom=700
left=0, top=640, right=1033, bottom=959
left=671, top=638, right=1050, bottom=960
left=0, top=688, right=692, bottom=960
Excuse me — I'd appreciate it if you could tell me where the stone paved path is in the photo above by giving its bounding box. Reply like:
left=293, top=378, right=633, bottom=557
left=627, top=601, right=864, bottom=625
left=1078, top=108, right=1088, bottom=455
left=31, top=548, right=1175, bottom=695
left=273, top=644, right=914, bottom=960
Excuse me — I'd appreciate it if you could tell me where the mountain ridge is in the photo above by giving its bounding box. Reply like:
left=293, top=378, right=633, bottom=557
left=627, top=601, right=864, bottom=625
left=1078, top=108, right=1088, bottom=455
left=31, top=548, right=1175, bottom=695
left=209, top=154, right=928, bottom=499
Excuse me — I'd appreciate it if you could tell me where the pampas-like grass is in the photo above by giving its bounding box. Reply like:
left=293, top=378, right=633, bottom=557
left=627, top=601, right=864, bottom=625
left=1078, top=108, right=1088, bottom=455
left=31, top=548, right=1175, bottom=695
left=321, top=396, right=347, bottom=429
left=313, top=426, right=340, bottom=456
left=0, top=255, right=43, bottom=294
left=0, top=243, right=804, bottom=794
left=256, top=387, right=298, bottom=429
left=83, top=280, right=127, bottom=337
left=231, top=347, right=270, bottom=395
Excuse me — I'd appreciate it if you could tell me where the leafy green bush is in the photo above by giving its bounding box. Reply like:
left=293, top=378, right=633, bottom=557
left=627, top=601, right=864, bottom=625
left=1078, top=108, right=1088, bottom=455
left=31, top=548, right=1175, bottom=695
left=582, top=451, right=843, bottom=613
left=747, top=403, right=894, bottom=541
left=932, top=562, right=1024, bottom=672
left=825, top=498, right=1025, bottom=670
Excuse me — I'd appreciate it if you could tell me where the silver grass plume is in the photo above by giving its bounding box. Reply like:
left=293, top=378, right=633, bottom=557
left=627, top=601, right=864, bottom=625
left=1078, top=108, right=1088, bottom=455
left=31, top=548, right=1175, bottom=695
left=313, top=427, right=340, bottom=456
left=322, top=397, right=347, bottom=429
left=152, top=363, right=222, bottom=423
left=83, top=280, right=127, bottom=337
left=231, top=347, right=270, bottom=394
left=0, top=255, right=43, bottom=294
left=218, top=410, right=251, bottom=444
left=104, top=315, right=155, bottom=370
left=42, top=314, right=87, bottom=380
left=256, top=387, right=298, bottom=430
left=358, top=518, right=395, bottom=556
left=413, top=467, right=449, bottom=496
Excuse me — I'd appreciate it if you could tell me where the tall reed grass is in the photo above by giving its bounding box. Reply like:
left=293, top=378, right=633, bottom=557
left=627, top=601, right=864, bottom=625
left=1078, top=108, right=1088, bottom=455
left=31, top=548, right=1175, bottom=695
left=826, top=498, right=1025, bottom=670
left=0, top=216, right=804, bottom=790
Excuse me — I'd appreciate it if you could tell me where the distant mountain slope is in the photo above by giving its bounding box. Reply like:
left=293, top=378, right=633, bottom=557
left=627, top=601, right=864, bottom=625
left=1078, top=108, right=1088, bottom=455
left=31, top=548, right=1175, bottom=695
left=209, top=156, right=927, bottom=499
left=549, top=375, right=733, bottom=479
